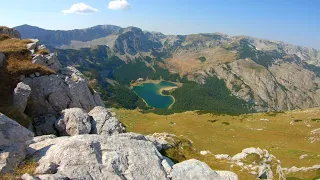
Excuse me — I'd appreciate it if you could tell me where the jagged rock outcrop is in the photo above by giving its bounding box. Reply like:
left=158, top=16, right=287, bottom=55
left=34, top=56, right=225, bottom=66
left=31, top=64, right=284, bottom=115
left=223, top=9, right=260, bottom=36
left=213, top=147, right=286, bottom=180
left=32, top=53, right=62, bottom=72
left=146, top=133, right=181, bottom=151
left=0, top=26, right=21, bottom=39
left=88, top=106, right=125, bottom=135
left=13, top=82, right=32, bottom=113
left=26, top=39, right=39, bottom=54
left=55, top=108, right=92, bottom=136
left=23, top=66, right=104, bottom=118
left=0, top=113, right=34, bottom=173
left=169, top=159, right=225, bottom=180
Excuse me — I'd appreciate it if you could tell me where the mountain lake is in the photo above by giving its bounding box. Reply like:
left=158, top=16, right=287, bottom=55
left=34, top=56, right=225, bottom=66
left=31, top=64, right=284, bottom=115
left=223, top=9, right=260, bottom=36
left=132, top=81, right=177, bottom=109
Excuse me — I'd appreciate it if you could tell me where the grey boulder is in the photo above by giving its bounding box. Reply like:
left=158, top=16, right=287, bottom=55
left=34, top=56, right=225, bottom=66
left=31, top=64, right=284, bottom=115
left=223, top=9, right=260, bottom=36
left=146, top=133, right=180, bottom=151
left=169, top=159, right=225, bottom=180
left=0, top=113, right=34, bottom=173
left=216, top=171, right=238, bottom=180
left=13, top=82, right=32, bottom=113
left=55, top=108, right=92, bottom=136
left=88, top=106, right=126, bottom=135
left=32, top=53, right=61, bottom=72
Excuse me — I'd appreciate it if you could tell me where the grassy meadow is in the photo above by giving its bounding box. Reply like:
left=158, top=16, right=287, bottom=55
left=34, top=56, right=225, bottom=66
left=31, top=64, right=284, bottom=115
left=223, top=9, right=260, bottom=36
left=115, top=108, right=320, bottom=179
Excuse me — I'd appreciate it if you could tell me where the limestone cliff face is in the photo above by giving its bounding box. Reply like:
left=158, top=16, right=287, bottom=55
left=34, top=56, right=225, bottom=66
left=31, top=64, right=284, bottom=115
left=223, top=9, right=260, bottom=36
left=207, top=58, right=320, bottom=111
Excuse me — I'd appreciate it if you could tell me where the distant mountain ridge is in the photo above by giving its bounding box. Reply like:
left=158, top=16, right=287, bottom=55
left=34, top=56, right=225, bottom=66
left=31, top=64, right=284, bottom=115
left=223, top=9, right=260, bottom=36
left=14, top=24, right=320, bottom=113
left=14, top=24, right=121, bottom=47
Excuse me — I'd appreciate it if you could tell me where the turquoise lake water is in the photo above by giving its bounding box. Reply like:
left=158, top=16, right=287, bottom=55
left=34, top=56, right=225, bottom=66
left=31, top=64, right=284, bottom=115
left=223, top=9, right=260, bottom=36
left=132, top=81, right=177, bottom=109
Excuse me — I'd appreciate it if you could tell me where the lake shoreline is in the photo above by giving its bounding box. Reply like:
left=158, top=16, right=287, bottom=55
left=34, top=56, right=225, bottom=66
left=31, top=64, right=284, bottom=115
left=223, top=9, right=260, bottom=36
left=131, top=80, right=181, bottom=109
left=158, top=86, right=178, bottom=109
left=130, top=79, right=182, bottom=88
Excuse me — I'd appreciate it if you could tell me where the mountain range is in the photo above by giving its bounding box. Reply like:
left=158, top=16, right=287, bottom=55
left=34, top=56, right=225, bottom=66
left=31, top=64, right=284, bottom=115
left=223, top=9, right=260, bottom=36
left=15, top=24, right=320, bottom=113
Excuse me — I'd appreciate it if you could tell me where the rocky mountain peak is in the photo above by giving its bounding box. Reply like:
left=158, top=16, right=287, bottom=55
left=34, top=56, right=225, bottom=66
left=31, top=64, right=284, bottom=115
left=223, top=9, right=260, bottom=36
left=0, top=26, right=21, bottom=39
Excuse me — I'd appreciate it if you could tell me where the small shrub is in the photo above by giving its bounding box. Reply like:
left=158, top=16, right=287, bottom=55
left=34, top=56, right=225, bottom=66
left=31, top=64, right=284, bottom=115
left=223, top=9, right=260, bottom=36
left=222, top=122, right=230, bottom=125
left=311, top=118, right=320, bottom=122
left=198, top=56, right=206, bottom=63
left=208, top=119, right=218, bottom=123
left=293, top=119, right=303, bottom=123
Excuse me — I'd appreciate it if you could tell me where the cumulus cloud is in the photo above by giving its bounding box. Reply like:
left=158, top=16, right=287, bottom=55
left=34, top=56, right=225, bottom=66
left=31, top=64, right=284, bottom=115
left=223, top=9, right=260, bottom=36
left=62, top=3, right=99, bottom=14
left=108, top=0, right=130, bottom=10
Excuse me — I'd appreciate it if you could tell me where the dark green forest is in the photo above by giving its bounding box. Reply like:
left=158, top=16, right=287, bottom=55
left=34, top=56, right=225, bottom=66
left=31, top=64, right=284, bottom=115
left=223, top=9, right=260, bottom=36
left=56, top=47, right=253, bottom=115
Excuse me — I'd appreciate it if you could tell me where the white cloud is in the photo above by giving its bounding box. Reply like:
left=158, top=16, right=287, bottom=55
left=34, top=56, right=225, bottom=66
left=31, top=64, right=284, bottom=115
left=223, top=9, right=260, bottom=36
left=108, top=0, right=130, bottom=10
left=62, top=3, right=99, bottom=14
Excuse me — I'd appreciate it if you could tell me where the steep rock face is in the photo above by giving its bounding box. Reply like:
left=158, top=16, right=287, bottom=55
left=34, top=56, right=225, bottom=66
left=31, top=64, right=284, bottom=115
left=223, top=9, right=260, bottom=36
left=113, top=27, right=162, bottom=55
left=23, top=66, right=104, bottom=118
left=88, top=106, right=125, bottom=135
left=0, top=113, right=34, bottom=173
left=212, top=59, right=288, bottom=111
left=0, top=26, right=21, bottom=39
left=211, top=59, right=320, bottom=111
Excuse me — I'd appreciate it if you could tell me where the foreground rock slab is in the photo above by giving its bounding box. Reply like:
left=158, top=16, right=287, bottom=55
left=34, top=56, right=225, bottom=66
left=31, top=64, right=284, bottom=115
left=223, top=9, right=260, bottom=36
left=27, top=133, right=168, bottom=179
left=26, top=133, right=235, bottom=180
left=0, top=113, right=34, bottom=173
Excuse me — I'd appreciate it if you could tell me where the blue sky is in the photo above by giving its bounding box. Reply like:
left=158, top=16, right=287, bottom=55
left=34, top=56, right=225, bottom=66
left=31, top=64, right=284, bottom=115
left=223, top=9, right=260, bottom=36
left=0, top=0, right=319, bottom=49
